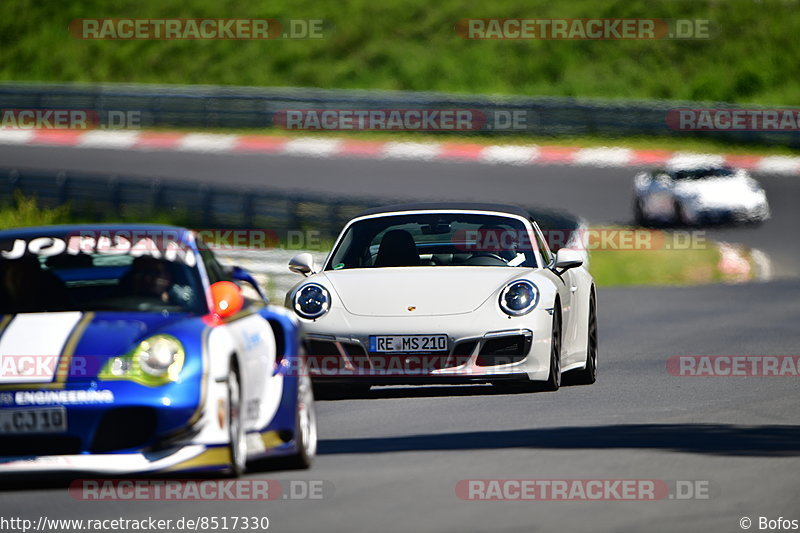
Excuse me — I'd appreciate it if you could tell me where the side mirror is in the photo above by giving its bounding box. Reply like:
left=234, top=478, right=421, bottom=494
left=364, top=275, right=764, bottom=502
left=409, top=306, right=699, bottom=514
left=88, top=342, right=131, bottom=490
left=210, top=281, right=244, bottom=318
left=554, top=249, right=583, bottom=272
left=289, top=253, right=315, bottom=276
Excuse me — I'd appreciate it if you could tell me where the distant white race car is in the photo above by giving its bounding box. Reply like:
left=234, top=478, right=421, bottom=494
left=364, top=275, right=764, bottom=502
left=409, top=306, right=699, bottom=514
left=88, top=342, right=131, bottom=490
left=285, top=203, right=597, bottom=394
left=633, top=166, right=770, bottom=226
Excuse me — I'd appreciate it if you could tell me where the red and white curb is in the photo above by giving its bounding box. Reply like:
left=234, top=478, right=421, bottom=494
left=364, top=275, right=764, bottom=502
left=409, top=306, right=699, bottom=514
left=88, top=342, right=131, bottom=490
left=1, top=129, right=799, bottom=174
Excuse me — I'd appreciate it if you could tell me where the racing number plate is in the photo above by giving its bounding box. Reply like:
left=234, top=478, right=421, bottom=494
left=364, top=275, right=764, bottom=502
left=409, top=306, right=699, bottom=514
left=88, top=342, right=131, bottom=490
left=369, top=334, right=448, bottom=353
left=0, top=407, right=67, bottom=434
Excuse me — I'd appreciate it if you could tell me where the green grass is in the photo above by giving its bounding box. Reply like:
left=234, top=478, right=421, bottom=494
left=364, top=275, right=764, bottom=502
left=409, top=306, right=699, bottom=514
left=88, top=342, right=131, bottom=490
left=0, top=191, right=71, bottom=228
left=585, top=225, right=763, bottom=286
left=0, top=192, right=194, bottom=230
left=590, top=246, right=723, bottom=286
left=1, top=0, right=799, bottom=105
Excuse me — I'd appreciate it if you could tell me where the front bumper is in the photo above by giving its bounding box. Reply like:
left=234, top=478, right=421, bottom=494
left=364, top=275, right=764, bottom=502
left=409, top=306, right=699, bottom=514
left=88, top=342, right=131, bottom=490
left=300, top=307, right=554, bottom=384
left=0, top=377, right=203, bottom=458
left=691, top=201, right=771, bottom=225
left=0, top=443, right=229, bottom=475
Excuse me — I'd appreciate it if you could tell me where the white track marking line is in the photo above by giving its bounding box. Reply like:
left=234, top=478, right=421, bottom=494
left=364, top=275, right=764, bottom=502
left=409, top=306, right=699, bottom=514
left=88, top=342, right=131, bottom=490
left=479, top=145, right=539, bottom=165
left=573, top=147, right=633, bottom=167
left=667, top=152, right=726, bottom=169
left=282, top=137, right=344, bottom=157
left=0, top=129, right=36, bottom=144
left=283, top=137, right=344, bottom=157
left=178, top=133, right=239, bottom=152
left=755, top=156, right=800, bottom=175
left=78, top=130, right=140, bottom=149
left=381, top=142, right=442, bottom=160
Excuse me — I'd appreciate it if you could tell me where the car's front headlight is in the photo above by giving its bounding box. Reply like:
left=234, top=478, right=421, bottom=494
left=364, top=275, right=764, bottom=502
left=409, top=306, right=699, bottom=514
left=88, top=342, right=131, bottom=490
left=499, top=280, right=539, bottom=316
left=99, top=334, right=185, bottom=386
left=293, top=283, right=330, bottom=319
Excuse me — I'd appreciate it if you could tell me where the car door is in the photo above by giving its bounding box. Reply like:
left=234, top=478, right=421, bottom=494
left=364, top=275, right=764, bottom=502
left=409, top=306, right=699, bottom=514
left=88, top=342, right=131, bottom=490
left=200, top=248, right=275, bottom=430
left=533, top=222, right=577, bottom=366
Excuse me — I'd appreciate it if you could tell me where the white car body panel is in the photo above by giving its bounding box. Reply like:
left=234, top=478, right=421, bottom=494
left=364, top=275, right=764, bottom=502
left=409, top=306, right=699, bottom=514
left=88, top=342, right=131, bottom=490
left=205, top=313, right=282, bottom=440
left=324, top=267, right=524, bottom=317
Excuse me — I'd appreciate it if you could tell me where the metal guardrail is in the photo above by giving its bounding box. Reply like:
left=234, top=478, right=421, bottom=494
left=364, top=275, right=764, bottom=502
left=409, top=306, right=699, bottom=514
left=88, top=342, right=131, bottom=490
left=0, top=167, right=375, bottom=238
left=0, top=82, right=797, bottom=146
left=0, top=167, right=581, bottom=238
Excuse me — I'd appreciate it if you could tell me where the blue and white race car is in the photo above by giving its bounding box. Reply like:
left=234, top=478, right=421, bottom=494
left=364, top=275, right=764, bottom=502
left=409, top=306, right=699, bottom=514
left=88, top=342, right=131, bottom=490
left=0, top=225, right=316, bottom=476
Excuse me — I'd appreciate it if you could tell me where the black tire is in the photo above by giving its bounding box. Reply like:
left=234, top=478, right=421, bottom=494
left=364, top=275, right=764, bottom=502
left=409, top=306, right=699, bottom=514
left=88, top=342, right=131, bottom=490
left=565, top=293, right=597, bottom=385
left=225, top=366, right=246, bottom=477
left=673, top=201, right=690, bottom=227
left=284, top=375, right=318, bottom=470
left=541, top=310, right=562, bottom=391
left=492, top=307, right=562, bottom=394
left=634, top=198, right=647, bottom=227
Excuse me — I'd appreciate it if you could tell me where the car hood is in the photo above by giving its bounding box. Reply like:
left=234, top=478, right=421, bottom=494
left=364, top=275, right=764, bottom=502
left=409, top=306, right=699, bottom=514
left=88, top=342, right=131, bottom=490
left=0, top=311, right=195, bottom=383
left=321, top=267, right=529, bottom=317
left=674, top=177, right=762, bottom=207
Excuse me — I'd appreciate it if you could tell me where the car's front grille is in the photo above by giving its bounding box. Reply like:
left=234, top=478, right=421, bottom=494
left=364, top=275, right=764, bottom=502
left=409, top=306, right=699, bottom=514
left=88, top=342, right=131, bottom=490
left=452, top=340, right=477, bottom=356
left=90, top=407, right=157, bottom=453
left=476, top=334, right=531, bottom=366
left=450, top=340, right=477, bottom=367
left=341, top=342, right=366, bottom=356
left=305, top=339, right=369, bottom=373
left=305, top=340, right=340, bottom=356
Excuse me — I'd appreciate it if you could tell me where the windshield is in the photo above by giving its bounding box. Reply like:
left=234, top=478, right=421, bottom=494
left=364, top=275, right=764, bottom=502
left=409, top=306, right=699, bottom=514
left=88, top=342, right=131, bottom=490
left=0, top=234, right=206, bottom=314
left=326, top=213, right=539, bottom=270
left=672, top=167, right=735, bottom=180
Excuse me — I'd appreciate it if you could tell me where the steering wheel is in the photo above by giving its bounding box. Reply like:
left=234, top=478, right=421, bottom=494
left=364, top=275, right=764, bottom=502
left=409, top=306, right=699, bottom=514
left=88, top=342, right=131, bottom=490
left=464, top=252, right=508, bottom=265
left=473, top=252, right=506, bottom=262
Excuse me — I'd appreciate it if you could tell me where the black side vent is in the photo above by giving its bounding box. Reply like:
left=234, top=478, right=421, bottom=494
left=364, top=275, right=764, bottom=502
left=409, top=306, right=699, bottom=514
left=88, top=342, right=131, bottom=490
left=476, top=335, right=530, bottom=366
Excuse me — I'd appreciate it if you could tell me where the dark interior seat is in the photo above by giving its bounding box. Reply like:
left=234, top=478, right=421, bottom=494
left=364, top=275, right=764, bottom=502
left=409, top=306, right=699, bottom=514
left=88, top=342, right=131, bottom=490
left=374, top=230, right=420, bottom=267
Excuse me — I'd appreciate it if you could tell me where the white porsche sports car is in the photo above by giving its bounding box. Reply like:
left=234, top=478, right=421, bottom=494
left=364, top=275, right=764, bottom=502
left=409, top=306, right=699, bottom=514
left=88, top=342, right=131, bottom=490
left=285, top=203, right=597, bottom=393
left=633, top=165, right=770, bottom=226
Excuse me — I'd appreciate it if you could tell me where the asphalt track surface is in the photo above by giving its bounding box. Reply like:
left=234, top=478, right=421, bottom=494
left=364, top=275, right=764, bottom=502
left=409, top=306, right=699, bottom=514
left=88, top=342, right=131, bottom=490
left=0, top=144, right=799, bottom=277
left=0, top=144, right=799, bottom=533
